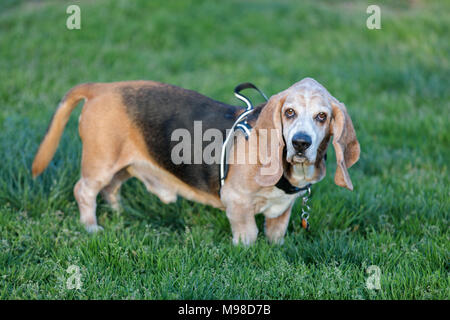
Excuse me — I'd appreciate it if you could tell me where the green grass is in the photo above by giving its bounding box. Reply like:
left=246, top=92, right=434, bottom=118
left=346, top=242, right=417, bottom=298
left=0, top=0, right=449, bottom=299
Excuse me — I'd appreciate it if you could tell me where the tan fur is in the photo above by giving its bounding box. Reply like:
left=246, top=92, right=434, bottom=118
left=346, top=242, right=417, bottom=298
left=330, top=100, right=360, bottom=190
left=32, top=83, right=92, bottom=177
left=252, top=91, right=288, bottom=186
left=265, top=203, right=293, bottom=244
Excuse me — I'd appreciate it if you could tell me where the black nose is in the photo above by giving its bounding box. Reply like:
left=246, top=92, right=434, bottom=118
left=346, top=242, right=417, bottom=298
left=292, top=132, right=312, bottom=153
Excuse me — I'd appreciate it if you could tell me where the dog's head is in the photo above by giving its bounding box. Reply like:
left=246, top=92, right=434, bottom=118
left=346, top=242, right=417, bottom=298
left=253, top=77, right=360, bottom=190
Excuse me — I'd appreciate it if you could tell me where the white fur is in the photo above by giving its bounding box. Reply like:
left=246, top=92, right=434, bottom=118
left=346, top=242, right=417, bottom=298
left=282, top=79, right=332, bottom=165
left=258, top=163, right=310, bottom=219
left=260, top=187, right=300, bottom=218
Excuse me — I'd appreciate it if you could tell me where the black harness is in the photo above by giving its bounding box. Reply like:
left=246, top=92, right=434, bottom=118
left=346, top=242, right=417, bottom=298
left=220, top=83, right=313, bottom=195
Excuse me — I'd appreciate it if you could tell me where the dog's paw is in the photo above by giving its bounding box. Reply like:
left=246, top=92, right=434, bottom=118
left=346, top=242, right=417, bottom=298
left=232, top=229, right=258, bottom=246
left=266, top=235, right=285, bottom=245
left=110, top=202, right=122, bottom=212
left=265, top=229, right=286, bottom=245
left=85, top=224, right=104, bottom=233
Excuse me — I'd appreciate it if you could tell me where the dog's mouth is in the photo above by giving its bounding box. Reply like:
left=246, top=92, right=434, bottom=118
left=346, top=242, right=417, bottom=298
left=289, top=154, right=311, bottom=164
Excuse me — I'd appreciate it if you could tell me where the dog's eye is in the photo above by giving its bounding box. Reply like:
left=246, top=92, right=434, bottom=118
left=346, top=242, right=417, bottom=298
left=315, top=112, right=327, bottom=122
left=285, top=108, right=296, bottom=118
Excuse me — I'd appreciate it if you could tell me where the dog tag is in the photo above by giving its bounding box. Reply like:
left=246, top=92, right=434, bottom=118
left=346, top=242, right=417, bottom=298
left=301, top=218, right=310, bottom=231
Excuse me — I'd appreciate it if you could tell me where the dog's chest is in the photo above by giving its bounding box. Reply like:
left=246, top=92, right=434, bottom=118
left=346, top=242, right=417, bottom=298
left=257, top=166, right=311, bottom=218
left=258, top=187, right=302, bottom=218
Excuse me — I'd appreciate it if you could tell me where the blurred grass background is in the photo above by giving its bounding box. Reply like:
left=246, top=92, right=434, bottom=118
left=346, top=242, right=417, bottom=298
left=0, top=0, right=448, bottom=299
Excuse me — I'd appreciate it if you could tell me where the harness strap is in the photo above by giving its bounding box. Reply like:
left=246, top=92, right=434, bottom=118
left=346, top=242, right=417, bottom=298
left=233, top=82, right=268, bottom=139
left=220, top=83, right=268, bottom=188
left=219, top=107, right=256, bottom=187
left=234, top=82, right=269, bottom=108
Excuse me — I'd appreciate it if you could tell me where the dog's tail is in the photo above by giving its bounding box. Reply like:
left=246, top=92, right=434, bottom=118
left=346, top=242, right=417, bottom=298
left=32, top=83, right=93, bottom=178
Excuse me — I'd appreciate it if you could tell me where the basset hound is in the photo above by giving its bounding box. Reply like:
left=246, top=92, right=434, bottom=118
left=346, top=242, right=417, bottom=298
left=32, top=77, right=360, bottom=245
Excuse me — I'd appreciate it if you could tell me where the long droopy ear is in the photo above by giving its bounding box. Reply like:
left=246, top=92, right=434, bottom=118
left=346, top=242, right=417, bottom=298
left=330, top=99, right=360, bottom=190
left=253, top=91, right=287, bottom=187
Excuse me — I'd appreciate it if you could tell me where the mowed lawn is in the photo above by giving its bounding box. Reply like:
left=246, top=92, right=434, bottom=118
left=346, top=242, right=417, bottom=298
left=0, top=0, right=448, bottom=299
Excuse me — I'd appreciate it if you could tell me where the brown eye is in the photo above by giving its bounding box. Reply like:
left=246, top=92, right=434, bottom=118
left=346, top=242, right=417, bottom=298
left=285, top=108, right=296, bottom=118
left=315, top=112, right=327, bottom=122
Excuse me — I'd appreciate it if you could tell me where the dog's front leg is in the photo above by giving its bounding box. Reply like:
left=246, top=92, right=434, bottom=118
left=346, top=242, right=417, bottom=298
left=264, top=204, right=293, bottom=244
left=225, top=203, right=258, bottom=246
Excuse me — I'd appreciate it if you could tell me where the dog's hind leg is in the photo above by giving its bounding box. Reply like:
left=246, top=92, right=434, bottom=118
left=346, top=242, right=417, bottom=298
left=74, top=177, right=104, bottom=232
left=100, top=168, right=131, bottom=211
left=74, top=169, right=116, bottom=233
left=72, top=92, right=137, bottom=232
left=73, top=139, right=127, bottom=232
left=127, top=163, right=178, bottom=204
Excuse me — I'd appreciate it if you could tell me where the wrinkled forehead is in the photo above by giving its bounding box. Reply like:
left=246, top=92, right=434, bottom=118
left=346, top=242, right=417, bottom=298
left=284, top=83, right=330, bottom=111
left=284, top=89, right=327, bottom=107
